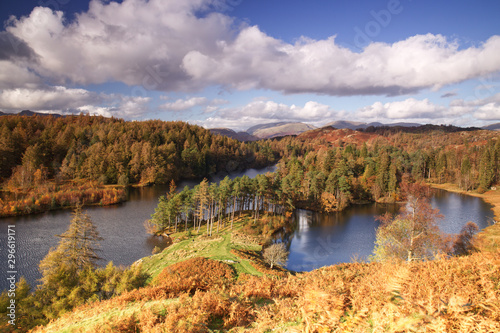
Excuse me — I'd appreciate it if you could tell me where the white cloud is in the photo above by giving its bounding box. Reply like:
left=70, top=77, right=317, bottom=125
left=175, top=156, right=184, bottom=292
left=76, top=95, right=150, bottom=119
left=357, top=98, right=449, bottom=120
left=184, top=31, right=500, bottom=96
left=0, top=61, right=41, bottom=89
left=160, top=96, right=228, bottom=111
left=7, top=1, right=235, bottom=91
left=0, top=86, right=100, bottom=111
left=199, top=92, right=500, bottom=131
left=199, top=99, right=339, bottom=131
left=0, top=86, right=150, bottom=119
left=161, top=97, right=208, bottom=111
left=2, top=0, right=499, bottom=97
left=355, top=93, right=500, bottom=124
left=474, top=102, right=500, bottom=120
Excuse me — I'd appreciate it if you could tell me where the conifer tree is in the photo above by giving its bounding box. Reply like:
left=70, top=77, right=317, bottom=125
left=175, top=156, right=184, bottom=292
left=39, top=205, right=103, bottom=282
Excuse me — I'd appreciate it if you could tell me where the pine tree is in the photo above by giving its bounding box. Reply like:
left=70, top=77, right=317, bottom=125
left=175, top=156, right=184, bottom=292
left=39, top=205, right=103, bottom=282
left=479, top=147, right=494, bottom=190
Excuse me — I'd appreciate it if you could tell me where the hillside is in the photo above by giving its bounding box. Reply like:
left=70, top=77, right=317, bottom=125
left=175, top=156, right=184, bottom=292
left=209, top=128, right=258, bottom=141
left=29, top=215, right=500, bottom=333
left=483, top=122, right=500, bottom=131
left=0, top=115, right=278, bottom=217
left=247, top=122, right=316, bottom=139
left=325, top=120, right=421, bottom=130
left=0, top=110, right=63, bottom=117
left=3, top=124, right=500, bottom=332
left=297, top=126, right=383, bottom=146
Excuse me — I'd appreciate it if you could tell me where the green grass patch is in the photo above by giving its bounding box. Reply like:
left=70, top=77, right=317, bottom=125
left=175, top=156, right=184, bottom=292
left=140, top=213, right=267, bottom=282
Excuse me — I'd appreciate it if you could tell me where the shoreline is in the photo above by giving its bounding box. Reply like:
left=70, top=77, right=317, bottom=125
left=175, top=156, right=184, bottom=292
left=429, top=183, right=500, bottom=252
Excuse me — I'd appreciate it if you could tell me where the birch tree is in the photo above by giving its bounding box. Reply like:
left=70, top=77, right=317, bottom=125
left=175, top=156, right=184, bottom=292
left=371, top=184, right=443, bottom=262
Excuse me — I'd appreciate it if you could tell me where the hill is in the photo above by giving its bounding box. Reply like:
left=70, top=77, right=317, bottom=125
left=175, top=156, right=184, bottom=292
left=298, top=126, right=382, bottom=146
left=325, top=120, right=422, bottom=130
left=0, top=115, right=278, bottom=217
left=0, top=110, right=63, bottom=117
left=483, top=122, right=500, bottom=131
left=247, top=122, right=316, bottom=139
left=209, top=128, right=258, bottom=141
left=324, top=120, right=366, bottom=130
left=28, top=216, right=500, bottom=332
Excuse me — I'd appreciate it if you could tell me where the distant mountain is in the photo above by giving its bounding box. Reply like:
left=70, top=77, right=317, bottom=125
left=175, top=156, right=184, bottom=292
left=324, top=120, right=366, bottom=130
left=20, top=110, right=63, bottom=117
left=209, top=128, right=258, bottom=141
left=247, top=122, right=316, bottom=139
left=325, top=120, right=421, bottom=130
left=368, top=121, right=421, bottom=128
left=0, top=110, right=63, bottom=117
left=483, top=123, right=500, bottom=131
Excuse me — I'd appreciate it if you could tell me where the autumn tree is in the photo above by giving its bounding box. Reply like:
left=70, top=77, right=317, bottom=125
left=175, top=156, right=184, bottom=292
left=370, top=184, right=444, bottom=262
left=452, top=221, right=479, bottom=256
left=39, top=205, right=103, bottom=282
left=263, top=243, right=289, bottom=269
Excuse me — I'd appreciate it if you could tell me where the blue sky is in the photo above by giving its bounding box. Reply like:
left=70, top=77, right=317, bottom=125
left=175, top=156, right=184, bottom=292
left=0, top=0, right=499, bottom=131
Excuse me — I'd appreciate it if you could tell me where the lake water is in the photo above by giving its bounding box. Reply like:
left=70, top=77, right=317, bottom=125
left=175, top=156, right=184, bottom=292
left=0, top=172, right=494, bottom=291
left=0, top=165, right=277, bottom=291
left=284, top=190, right=495, bottom=272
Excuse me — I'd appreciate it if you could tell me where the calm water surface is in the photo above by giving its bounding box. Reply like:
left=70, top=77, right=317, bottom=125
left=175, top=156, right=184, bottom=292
left=284, top=190, right=495, bottom=272
left=0, top=173, right=494, bottom=291
left=0, top=165, right=276, bottom=291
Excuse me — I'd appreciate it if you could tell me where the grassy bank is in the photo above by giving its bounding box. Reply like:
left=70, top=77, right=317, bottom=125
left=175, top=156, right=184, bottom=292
left=429, top=183, right=500, bottom=253
left=140, top=213, right=289, bottom=282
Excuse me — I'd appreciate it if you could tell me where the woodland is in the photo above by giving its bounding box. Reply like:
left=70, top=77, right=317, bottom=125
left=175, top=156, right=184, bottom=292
left=1, top=114, right=500, bottom=332
left=0, top=114, right=276, bottom=217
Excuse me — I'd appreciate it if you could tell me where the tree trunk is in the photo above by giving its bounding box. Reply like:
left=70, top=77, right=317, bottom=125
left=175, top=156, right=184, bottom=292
left=231, top=196, right=236, bottom=229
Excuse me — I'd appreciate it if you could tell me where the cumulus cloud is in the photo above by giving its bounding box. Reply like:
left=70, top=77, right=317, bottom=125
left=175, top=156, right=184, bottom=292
left=0, top=86, right=100, bottom=111
left=6, top=0, right=235, bottom=91
left=160, top=96, right=227, bottom=111
left=200, top=100, right=339, bottom=130
left=355, top=93, right=500, bottom=124
left=474, top=103, right=500, bottom=120
left=198, top=91, right=500, bottom=131
left=357, top=98, right=450, bottom=120
left=76, top=95, right=150, bottom=119
left=0, top=31, right=37, bottom=61
left=0, top=86, right=150, bottom=119
left=0, top=61, right=42, bottom=89
left=2, top=0, right=499, bottom=97
left=183, top=31, right=500, bottom=96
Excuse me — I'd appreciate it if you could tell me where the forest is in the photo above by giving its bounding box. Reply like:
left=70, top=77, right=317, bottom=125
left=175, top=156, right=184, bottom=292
left=1, top=115, right=500, bottom=332
left=0, top=114, right=277, bottom=216
left=148, top=127, right=500, bottom=236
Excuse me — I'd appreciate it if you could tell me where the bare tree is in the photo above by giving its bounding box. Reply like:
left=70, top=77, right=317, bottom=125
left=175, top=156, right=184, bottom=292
left=263, top=243, right=289, bottom=269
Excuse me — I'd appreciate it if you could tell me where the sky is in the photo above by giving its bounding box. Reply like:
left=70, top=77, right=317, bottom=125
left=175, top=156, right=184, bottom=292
left=0, top=0, right=499, bottom=131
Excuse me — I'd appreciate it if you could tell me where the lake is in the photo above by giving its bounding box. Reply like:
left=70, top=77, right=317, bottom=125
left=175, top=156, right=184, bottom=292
left=0, top=165, right=277, bottom=291
left=0, top=171, right=494, bottom=291
left=283, top=189, right=495, bottom=272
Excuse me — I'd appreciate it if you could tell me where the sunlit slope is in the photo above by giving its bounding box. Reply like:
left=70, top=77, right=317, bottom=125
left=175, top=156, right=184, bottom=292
left=32, top=245, right=500, bottom=332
